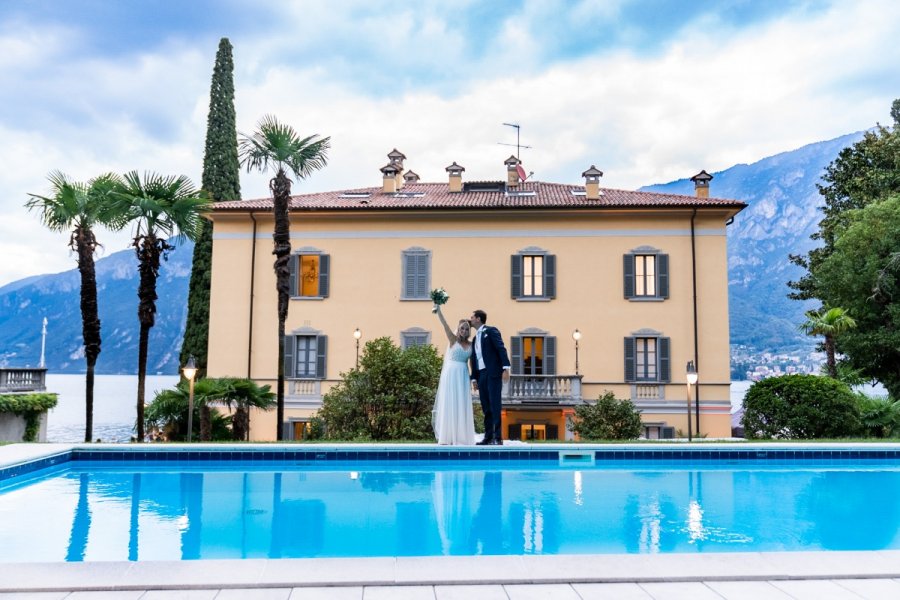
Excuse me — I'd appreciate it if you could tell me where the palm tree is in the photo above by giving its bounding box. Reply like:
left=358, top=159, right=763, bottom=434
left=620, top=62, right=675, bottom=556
left=214, top=378, right=276, bottom=440
left=113, top=171, right=209, bottom=442
left=26, top=171, right=123, bottom=442
left=239, top=115, right=330, bottom=440
left=800, top=307, right=857, bottom=378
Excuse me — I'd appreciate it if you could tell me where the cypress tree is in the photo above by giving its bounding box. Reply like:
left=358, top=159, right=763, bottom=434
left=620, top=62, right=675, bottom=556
left=181, top=38, right=241, bottom=375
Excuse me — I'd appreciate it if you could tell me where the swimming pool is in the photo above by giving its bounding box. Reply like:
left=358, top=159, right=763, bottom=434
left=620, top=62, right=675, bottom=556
left=1, top=446, right=899, bottom=562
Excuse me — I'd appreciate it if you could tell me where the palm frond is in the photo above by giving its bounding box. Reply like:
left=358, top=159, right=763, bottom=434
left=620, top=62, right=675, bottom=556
left=239, top=114, right=330, bottom=182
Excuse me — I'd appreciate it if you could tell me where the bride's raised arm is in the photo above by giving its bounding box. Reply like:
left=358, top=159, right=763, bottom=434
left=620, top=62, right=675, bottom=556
left=433, top=305, right=457, bottom=344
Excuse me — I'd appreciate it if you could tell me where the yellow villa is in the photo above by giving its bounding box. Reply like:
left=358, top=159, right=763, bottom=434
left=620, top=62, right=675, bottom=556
left=206, top=150, right=745, bottom=441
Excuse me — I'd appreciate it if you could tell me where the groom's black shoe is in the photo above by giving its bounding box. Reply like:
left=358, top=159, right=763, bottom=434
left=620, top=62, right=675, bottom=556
left=476, top=438, right=492, bottom=446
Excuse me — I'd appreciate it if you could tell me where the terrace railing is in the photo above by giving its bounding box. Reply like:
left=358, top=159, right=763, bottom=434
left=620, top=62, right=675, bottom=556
left=0, top=368, right=47, bottom=393
left=503, top=374, right=583, bottom=404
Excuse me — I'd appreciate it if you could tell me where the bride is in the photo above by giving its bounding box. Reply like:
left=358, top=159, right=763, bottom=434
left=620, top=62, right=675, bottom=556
left=432, top=305, right=475, bottom=445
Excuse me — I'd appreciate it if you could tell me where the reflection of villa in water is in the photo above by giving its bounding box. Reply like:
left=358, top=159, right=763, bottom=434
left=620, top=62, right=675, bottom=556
left=12, top=464, right=895, bottom=562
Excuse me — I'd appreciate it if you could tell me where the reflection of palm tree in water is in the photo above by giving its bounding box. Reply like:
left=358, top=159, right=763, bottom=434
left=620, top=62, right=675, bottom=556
left=66, top=473, right=91, bottom=561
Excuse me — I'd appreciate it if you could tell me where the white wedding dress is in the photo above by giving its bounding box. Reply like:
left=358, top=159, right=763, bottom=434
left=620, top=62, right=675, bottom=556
left=433, top=343, right=475, bottom=445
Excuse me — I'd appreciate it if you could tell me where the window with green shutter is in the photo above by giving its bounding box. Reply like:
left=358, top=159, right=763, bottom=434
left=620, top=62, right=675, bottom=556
left=402, top=247, right=431, bottom=300
left=511, top=329, right=557, bottom=375
left=624, top=331, right=670, bottom=382
left=401, top=327, right=431, bottom=349
left=288, top=249, right=330, bottom=298
left=285, top=331, right=328, bottom=379
left=623, top=246, right=669, bottom=301
left=511, top=247, right=556, bottom=300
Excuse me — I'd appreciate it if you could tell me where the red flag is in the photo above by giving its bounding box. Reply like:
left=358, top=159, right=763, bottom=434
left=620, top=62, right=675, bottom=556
left=516, top=163, right=527, bottom=181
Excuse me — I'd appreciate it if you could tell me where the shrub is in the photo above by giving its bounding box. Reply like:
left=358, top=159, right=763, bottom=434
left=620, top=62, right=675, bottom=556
left=570, top=391, right=643, bottom=440
left=318, top=337, right=443, bottom=440
left=0, top=392, right=58, bottom=442
left=741, top=374, right=861, bottom=439
left=144, top=377, right=274, bottom=441
left=856, top=394, right=900, bottom=438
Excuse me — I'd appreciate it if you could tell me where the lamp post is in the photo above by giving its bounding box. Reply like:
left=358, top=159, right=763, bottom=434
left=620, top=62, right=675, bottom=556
left=353, top=328, right=361, bottom=367
left=39, top=317, right=47, bottom=369
left=572, top=329, right=582, bottom=375
left=183, top=356, right=197, bottom=443
left=686, top=360, right=698, bottom=442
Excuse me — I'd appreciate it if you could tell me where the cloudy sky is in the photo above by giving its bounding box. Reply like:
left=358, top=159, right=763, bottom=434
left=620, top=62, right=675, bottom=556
left=1, top=0, right=899, bottom=286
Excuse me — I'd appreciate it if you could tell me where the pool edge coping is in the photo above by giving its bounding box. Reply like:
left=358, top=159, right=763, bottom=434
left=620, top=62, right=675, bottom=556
left=2, top=551, right=900, bottom=592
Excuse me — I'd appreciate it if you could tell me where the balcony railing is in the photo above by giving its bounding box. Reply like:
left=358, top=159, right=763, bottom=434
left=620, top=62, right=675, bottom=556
left=504, top=374, right=582, bottom=404
left=0, top=368, right=47, bottom=393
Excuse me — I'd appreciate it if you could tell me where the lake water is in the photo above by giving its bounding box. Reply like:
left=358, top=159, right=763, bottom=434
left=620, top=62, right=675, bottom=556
left=46, top=374, right=179, bottom=443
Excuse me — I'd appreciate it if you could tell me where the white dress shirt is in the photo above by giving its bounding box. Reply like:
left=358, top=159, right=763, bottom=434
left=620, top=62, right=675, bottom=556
left=475, top=325, right=485, bottom=370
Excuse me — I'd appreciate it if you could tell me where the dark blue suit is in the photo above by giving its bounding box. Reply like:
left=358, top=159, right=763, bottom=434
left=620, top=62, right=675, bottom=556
left=470, top=325, right=511, bottom=441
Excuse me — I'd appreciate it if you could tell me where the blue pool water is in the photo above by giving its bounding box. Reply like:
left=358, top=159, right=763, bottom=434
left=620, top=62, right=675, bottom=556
left=2, top=457, right=900, bottom=562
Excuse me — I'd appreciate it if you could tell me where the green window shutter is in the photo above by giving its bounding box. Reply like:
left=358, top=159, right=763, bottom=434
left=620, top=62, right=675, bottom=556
left=511, top=255, right=522, bottom=298
left=416, top=253, right=429, bottom=298
left=623, top=254, right=635, bottom=299
left=284, top=335, right=295, bottom=378
left=318, top=254, right=330, bottom=297
left=282, top=422, right=294, bottom=441
left=508, top=423, right=522, bottom=440
left=289, top=255, right=298, bottom=296
left=547, top=424, right=559, bottom=440
left=403, top=253, right=414, bottom=298
left=544, top=336, right=557, bottom=375
left=510, top=336, right=523, bottom=375
left=544, top=254, right=556, bottom=299
left=316, top=335, right=328, bottom=380
left=658, top=254, right=669, bottom=299
left=658, top=337, right=670, bottom=382
left=624, top=337, right=635, bottom=382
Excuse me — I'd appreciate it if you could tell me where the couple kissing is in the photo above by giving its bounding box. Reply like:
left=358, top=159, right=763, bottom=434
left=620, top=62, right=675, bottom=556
left=433, top=307, right=510, bottom=446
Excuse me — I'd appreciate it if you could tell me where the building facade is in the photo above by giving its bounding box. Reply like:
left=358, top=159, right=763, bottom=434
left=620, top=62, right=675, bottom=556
left=206, top=152, right=745, bottom=441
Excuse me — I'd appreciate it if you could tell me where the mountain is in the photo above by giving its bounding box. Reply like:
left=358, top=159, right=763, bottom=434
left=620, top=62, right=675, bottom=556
left=0, top=132, right=866, bottom=374
left=0, top=242, right=192, bottom=374
left=641, top=131, right=865, bottom=354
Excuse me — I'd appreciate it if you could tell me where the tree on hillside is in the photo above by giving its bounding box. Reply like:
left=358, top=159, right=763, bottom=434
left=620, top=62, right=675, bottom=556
left=815, top=196, right=900, bottom=397
left=238, top=115, right=330, bottom=440
left=113, top=172, right=209, bottom=442
left=789, top=98, right=900, bottom=302
left=799, top=307, right=856, bottom=378
left=180, top=37, right=241, bottom=377
left=26, top=171, right=123, bottom=442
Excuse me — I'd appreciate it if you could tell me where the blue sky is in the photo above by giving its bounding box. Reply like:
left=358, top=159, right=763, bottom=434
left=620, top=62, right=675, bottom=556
left=1, top=0, right=899, bottom=285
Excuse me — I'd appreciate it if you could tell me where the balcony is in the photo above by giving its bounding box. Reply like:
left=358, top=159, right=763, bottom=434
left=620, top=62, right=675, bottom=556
left=503, top=374, right=583, bottom=404
left=0, top=368, right=47, bottom=393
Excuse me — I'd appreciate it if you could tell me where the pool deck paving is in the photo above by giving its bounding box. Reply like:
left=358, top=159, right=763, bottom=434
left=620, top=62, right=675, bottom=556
left=3, top=442, right=900, bottom=598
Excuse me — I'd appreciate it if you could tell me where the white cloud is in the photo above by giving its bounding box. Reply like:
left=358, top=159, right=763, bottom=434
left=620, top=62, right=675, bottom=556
left=2, top=0, right=899, bottom=285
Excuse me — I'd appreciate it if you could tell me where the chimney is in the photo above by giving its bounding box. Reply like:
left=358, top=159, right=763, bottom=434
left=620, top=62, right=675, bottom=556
left=403, top=170, right=420, bottom=184
left=446, top=161, right=465, bottom=193
left=387, top=148, right=406, bottom=189
left=581, top=165, right=604, bottom=200
left=504, top=155, right=521, bottom=188
left=380, top=163, right=400, bottom=193
left=690, top=170, right=713, bottom=198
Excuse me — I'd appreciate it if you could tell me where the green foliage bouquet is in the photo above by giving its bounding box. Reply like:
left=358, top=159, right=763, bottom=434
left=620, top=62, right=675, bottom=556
left=430, top=287, right=449, bottom=313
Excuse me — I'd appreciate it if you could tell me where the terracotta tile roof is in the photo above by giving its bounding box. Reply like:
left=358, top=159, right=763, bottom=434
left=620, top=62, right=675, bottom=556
left=212, top=181, right=746, bottom=212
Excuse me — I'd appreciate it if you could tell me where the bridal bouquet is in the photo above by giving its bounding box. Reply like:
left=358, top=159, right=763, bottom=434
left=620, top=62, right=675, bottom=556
left=430, top=287, right=449, bottom=313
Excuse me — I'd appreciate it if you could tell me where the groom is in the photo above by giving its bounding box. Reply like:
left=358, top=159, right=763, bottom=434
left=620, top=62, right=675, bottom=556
left=469, top=309, right=511, bottom=445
